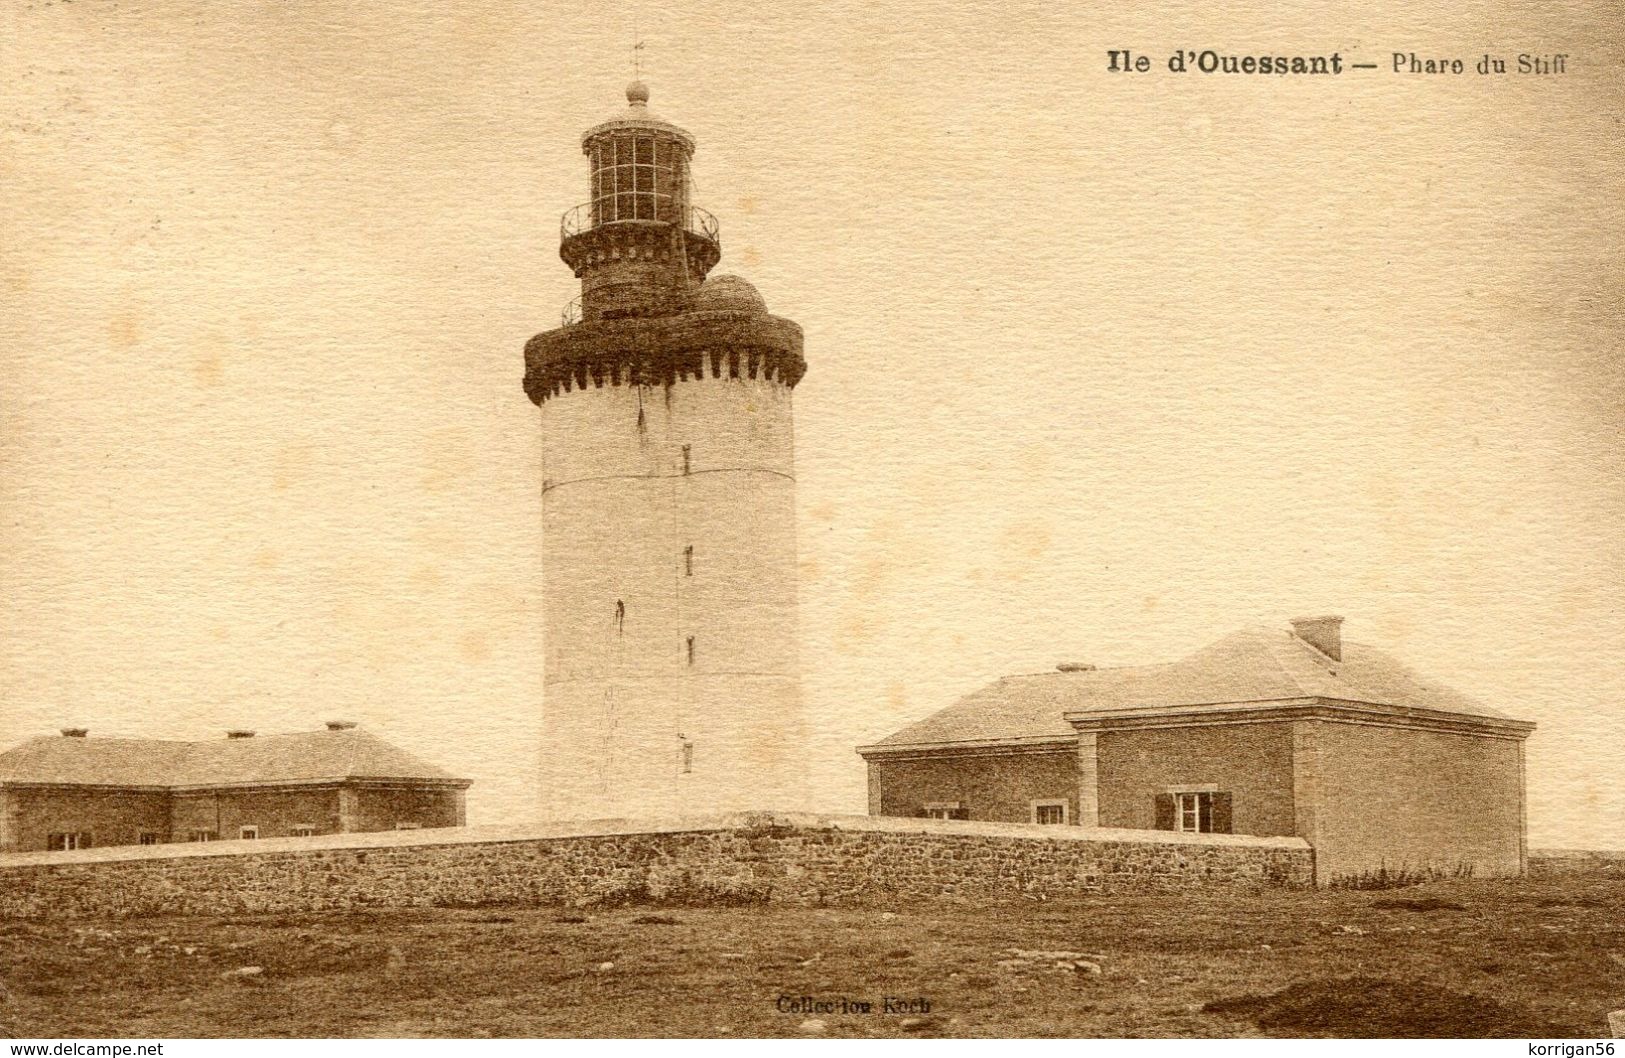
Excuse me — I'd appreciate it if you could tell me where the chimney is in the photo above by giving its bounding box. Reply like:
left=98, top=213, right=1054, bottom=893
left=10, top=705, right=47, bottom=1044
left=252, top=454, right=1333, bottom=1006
left=225, top=729, right=256, bottom=739
left=1056, top=662, right=1097, bottom=673
left=1290, top=615, right=1344, bottom=661
left=325, top=720, right=358, bottom=731
left=60, top=727, right=88, bottom=738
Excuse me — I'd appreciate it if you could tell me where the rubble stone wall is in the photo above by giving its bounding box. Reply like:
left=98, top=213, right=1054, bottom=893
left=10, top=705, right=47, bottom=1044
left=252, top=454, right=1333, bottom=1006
left=0, top=812, right=1312, bottom=919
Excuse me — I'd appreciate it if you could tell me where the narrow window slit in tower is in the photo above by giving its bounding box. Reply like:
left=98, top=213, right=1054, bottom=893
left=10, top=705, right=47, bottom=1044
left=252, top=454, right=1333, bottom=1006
left=681, top=740, right=694, bottom=774
left=684, top=545, right=693, bottom=576
left=686, top=636, right=695, bottom=665
left=681, top=444, right=691, bottom=475
left=615, top=599, right=625, bottom=634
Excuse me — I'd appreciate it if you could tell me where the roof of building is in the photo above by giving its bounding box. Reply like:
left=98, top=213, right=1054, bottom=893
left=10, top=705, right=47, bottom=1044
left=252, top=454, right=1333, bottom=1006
left=864, top=624, right=1524, bottom=751
left=0, top=727, right=470, bottom=789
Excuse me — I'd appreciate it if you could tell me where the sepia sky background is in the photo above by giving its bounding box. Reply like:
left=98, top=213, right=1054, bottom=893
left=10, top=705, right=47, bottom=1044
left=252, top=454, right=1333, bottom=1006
left=3, top=1, right=1622, bottom=847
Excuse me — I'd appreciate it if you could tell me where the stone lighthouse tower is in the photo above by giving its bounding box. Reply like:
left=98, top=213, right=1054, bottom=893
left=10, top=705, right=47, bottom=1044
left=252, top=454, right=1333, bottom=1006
left=523, top=81, right=809, bottom=821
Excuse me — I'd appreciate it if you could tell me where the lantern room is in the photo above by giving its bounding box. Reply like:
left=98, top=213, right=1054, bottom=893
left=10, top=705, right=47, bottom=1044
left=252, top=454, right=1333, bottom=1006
left=559, top=81, right=721, bottom=322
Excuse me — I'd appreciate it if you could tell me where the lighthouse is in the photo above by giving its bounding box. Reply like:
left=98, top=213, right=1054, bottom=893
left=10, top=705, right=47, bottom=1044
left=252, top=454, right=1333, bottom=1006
left=523, top=81, right=809, bottom=821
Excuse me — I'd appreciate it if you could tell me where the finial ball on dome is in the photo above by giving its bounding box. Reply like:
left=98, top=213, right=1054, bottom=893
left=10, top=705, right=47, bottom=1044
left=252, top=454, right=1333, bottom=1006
left=626, top=80, right=650, bottom=105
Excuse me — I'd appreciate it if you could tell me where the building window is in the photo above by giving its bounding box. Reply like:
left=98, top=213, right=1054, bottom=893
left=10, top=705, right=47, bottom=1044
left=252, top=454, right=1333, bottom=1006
left=290, top=825, right=317, bottom=838
left=615, top=599, right=625, bottom=633
left=684, top=544, right=693, bottom=576
left=680, top=444, right=692, bottom=475
left=686, top=635, right=695, bottom=665
left=239, top=826, right=259, bottom=840
left=47, top=832, right=92, bottom=851
left=1031, top=800, right=1069, bottom=825
left=1155, top=790, right=1232, bottom=834
left=188, top=829, right=217, bottom=843
left=681, top=740, right=694, bottom=774
left=1179, top=792, right=1206, bottom=833
left=138, top=831, right=161, bottom=846
left=922, top=802, right=968, bottom=821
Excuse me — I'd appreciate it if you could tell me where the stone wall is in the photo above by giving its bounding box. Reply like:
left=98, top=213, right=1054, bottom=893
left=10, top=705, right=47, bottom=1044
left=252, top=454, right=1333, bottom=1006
left=0, top=812, right=1312, bottom=919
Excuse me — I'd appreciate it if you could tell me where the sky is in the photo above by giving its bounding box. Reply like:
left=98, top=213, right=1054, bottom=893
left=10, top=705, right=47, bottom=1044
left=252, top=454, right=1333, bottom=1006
left=3, top=1, right=1622, bottom=848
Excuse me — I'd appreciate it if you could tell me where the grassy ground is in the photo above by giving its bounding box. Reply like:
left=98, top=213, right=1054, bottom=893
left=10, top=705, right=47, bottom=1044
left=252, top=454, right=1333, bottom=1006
left=1, top=873, right=1621, bottom=1038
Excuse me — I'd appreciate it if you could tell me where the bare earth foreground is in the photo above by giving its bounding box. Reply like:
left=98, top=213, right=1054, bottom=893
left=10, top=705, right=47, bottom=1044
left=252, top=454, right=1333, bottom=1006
left=1, top=873, right=1620, bottom=1038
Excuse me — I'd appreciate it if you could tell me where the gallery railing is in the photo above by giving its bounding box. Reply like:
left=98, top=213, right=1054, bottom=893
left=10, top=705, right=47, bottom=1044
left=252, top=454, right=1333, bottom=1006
left=560, top=199, right=720, bottom=246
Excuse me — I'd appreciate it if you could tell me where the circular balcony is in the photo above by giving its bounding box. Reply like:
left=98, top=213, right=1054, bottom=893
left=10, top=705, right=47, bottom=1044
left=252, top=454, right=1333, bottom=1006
left=558, top=197, right=722, bottom=285
left=560, top=198, right=720, bottom=248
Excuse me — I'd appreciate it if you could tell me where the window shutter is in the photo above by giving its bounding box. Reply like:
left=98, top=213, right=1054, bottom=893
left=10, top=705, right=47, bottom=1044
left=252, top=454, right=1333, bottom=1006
left=1199, top=794, right=1214, bottom=833
left=1211, top=792, right=1233, bottom=834
left=1154, top=793, right=1175, bottom=830
left=951, top=807, right=970, bottom=821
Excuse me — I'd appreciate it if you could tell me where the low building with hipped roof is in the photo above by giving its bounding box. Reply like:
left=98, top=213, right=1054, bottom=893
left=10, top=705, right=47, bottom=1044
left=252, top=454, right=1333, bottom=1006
left=857, top=616, right=1535, bottom=885
left=0, top=722, right=470, bottom=853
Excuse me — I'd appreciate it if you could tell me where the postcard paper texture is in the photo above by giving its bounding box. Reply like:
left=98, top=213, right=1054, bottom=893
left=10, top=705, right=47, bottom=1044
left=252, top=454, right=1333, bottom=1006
left=1, top=0, right=1621, bottom=1041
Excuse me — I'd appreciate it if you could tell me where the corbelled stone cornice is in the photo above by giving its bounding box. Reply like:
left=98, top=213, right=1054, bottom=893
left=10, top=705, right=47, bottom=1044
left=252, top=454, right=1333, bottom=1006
left=523, top=309, right=806, bottom=405
left=560, top=221, right=719, bottom=281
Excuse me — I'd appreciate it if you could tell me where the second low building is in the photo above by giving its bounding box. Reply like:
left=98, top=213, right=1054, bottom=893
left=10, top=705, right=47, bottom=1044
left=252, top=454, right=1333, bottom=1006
left=0, top=722, right=471, bottom=853
left=857, top=616, right=1534, bottom=885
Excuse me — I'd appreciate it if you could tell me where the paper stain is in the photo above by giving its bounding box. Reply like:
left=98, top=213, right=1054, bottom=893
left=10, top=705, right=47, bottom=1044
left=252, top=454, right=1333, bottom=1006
left=193, top=351, right=224, bottom=387
left=421, top=430, right=474, bottom=493
left=108, top=305, right=142, bottom=349
left=273, top=444, right=316, bottom=491
left=835, top=516, right=918, bottom=651
left=992, top=518, right=1052, bottom=582
left=161, top=129, right=194, bottom=158
left=411, top=564, right=446, bottom=589
left=412, top=522, right=469, bottom=560
left=322, top=119, right=358, bottom=153
left=459, top=628, right=491, bottom=663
